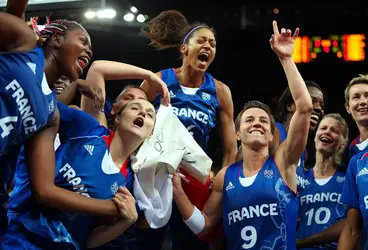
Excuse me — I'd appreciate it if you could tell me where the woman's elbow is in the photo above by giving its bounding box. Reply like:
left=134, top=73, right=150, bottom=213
left=296, top=99, right=313, bottom=114
left=32, top=185, right=55, bottom=205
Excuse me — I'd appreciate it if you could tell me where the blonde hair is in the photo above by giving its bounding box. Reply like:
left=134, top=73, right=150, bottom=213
left=344, top=74, right=368, bottom=103
left=318, top=113, right=349, bottom=166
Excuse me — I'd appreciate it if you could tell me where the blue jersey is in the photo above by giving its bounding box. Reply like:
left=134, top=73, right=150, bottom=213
left=7, top=102, right=109, bottom=210
left=297, top=169, right=347, bottom=249
left=222, top=159, right=298, bottom=250
left=275, top=122, right=308, bottom=192
left=155, top=68, right=219, bottom=150
left=0, top=46, right=56, bottom=156
left=7, top=132, right=128, bottom=249
left=348, top=135, right=368, bottom=160
left=341, top=151, right=368, bottom=250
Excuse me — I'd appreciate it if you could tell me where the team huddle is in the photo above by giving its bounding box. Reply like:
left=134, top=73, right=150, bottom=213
left=1, top=1, right=368, bottom=250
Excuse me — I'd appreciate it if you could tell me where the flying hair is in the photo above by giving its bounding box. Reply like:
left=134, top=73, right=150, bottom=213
left=141, top=9, right=214, bottom=50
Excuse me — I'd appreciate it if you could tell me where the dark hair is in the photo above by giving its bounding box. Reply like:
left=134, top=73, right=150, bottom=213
left=141, top=9, right=215, bottom=50
left=275, top=81, right=325, bottom=123
left=235, top=100, right=275, bottom=134
left=38, top=19, right=86, bottom=44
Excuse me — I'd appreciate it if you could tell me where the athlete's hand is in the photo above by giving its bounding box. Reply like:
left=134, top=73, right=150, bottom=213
left=26, top=19, right=46, bottom=46
left=77, top=79, right=104, bottom=114
left=145, top=72, right=170, bottom=106
left=113, top=186, right=138, bottom=224
left=270, top=20, right=299, bottom=59
left=172, top=172, right=185, bottom=197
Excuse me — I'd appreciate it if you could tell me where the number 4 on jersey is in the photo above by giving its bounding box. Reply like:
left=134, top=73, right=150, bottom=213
left=0, top=116, right=18, bottom=138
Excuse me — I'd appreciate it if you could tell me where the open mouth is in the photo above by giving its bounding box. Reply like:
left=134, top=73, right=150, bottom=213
left=55, top=87, right=65, bottom=93
left=319, top=136, right=333, bottom=144
left=77, top=56, right=90, bottom=69
left=133, top=117, right=144, bottom=128
left=310, top=112, right=320, bottom=125
left=358, top=108, right=368, bottom=114
left=249, top=130, right=264, bottom=135
left=198, top=52, right=209, bottom=63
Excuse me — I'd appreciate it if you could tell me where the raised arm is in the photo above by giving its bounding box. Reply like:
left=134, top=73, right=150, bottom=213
left=271, top=21, right=312, bottom=190
left=215, top=80, right=237, bottom=166
left=173, top=167, right=226, bottom=235
left=140, top=71, right=169, bottom=104
left=25, top=108, right=119, bottom=216
left=83, top=61, right=170, bottom=127
left=0, top=12, right=36, bottom=52
left=5, top=0, right=28, bottom=19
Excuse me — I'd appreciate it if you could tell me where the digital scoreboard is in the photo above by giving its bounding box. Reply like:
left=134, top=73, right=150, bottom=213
left=292, top=34, right=366, bottom=63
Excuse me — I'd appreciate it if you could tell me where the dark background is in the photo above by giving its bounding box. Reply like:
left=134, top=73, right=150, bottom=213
left=9, top=0, right=368, bottom=171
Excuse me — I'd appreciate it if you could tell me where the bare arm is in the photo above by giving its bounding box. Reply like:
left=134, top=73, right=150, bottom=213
left=215, top=80, right=237, bottom=167
left=297, top=219, right=345, bottom=248
left=140, top=71, right=164, bottom=101
left=86, top=187, right=137, bottom=248
left=0, top=12, right=36, bottom=52
left=271, top=22, right=312, bottom=191
left=338, top=208, right=362, bottom=250
left=5, top=0, right=28, bottom=19
left=173, top=168, right=226, bottom=235
left=25, top=108, right=119, bottom=216
left=86, top=218, right=133, bottom=248
left=83, top=61, right=169, bottom=127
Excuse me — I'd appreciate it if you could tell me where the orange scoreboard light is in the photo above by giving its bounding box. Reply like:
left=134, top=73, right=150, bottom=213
left=292, top=34, right=366, bottom=63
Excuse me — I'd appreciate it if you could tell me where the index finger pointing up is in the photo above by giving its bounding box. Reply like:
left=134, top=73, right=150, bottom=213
left=272, top=21, right=280, bottom=36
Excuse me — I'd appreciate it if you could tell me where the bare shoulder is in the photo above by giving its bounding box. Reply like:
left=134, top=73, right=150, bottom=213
left=212, top=166, right=230, bottom=192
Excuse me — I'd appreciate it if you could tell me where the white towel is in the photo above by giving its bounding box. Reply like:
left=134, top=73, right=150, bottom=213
left=132, top=104, right=212, bottom=228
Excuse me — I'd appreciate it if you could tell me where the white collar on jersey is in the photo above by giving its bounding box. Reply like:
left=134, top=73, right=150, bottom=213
left=41, top=73, right=53, bottom=95
left=101, top=150, right=120, bottom=175
left=356, top=137, right=368, bottom=151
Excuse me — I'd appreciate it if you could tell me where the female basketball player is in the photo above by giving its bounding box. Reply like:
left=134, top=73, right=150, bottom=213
left=236, top=81, right=325, bottom=167
left=173, top=21, right=312, bottom=249
left=2, top=99, right=156, bottom=249
left=0, top=4, right=129, bottom=237
left=343, top=75, right=368, bottom=158
left=296, top=114, right=349, bottom=249
left=337, top=75, right=368, bottom=250
left=140, top=9, right=237, bottom=249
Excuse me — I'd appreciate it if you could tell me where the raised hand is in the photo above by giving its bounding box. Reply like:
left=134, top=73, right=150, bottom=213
left=76, top=79, right=104, bottom=114
left=113, top=186, right=138, bottom=224
left=146, top=72, right=170, bottom=106
left=270, top=20, right=299, bottom=59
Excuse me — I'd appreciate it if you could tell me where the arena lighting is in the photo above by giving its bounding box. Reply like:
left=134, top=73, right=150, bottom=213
left=130, top=6, right=138, bottom=13
left=85, top=11, right=96, bottom=19
left=136, top=14, right=145, bottom=23
left=123, top=12, right=135, bottom=22
left=84, top=8, right=116, bottom=19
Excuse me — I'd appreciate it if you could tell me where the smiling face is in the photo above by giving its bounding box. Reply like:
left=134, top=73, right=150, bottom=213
left=180, top=27, right=216, bottom=72
left=53, top=76, right=71, bottom=95
left=346, top=83, right=368, bottom=125
left=236, top=108, right=274, bottom=148
left=115, top=99, right=155, bottom=141
left=314, top=116, right=347, bottom=157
